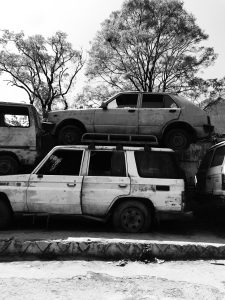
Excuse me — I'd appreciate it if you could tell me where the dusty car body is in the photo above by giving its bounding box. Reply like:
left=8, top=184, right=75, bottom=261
left=47, top=92, right=213, bottom=150
left=0, top=102, right=53, bottom=175
left=0, top=145, right=185, bottom=233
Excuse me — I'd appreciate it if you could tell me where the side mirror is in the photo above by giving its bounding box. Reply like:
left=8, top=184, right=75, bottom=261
left=100, top=102, right=107, bottom=110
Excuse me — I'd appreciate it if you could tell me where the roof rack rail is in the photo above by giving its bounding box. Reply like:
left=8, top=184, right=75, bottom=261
left=81, top=133, right=158, bottom=146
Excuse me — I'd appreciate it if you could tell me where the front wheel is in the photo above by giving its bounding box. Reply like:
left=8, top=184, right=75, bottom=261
left=113, top=200, right=152, bottom=233
left=0, top=155, right=19, bottom=175
left=57, top=125, right=83, bottom=145
left=163, top=128, right=191, bottom=150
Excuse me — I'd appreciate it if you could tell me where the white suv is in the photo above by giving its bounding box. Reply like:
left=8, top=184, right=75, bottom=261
left=0, top=145, right=185, bottom=232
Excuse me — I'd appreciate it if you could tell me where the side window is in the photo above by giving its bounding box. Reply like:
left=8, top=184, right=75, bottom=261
left=37, top=150, right=83, bottom=176
left=164, top=95, right=178, bottom=108
left=141, top=94, right=164, bottom=108
left=210, top=146, right=225, bottom=167
left=134, top=151, right=181, bottom=179
left=198, top=150, right=214, bottom=172
left=0, top=106, right=30, bottom=127
left=88, top=151, right=126, bottom=177
left=107, top=94, right=138, bottom=109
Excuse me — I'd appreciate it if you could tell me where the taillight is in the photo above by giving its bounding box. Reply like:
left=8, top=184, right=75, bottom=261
left=222, top=174, right=225, bottom=190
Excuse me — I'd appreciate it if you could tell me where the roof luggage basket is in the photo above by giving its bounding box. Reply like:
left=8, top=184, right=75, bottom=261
left=81, top=133, right=159, bottom=146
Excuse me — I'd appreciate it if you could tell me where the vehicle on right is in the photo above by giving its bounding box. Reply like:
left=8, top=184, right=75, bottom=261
left=195, top=141, right=225, bottom=211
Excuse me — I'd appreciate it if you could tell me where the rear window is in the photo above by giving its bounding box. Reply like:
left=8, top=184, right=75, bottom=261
left=134, top=151, right=182, bottom=179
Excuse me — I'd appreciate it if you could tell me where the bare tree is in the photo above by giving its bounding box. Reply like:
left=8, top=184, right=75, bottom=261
left=0, top=30, right=84, bottom=117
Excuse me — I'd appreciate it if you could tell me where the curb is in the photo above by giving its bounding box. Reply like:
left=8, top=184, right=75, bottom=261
left=1, top=238, right=225, bottom=260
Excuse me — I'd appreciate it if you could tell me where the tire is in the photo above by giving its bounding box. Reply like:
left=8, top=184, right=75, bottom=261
left=0, top=155, right=19, bottom=175
left=113, top=200, right=152, bottom=233
left=57, top=125, right=83, bottom=145
left=0, top=200, right=12, bottom=229
left=164, top=128, right=191, bottom=151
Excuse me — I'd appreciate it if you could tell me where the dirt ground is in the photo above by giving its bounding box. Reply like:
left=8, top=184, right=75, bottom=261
left=0, top=260, right=225, bottom=299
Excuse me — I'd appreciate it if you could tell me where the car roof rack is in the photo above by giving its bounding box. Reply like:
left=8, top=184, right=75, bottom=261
left=81, top=133, right=158, bottom=147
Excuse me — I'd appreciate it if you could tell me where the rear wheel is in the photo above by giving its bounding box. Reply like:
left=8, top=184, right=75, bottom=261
left=57, top=125, right=83, bottom=145
left=0, top=200, right=12, bottom=229
left=113, top=200, right=152, bottom=233
left=0, top=155, right=19, bottom=175
left=164, top=128, right=191, bottom=150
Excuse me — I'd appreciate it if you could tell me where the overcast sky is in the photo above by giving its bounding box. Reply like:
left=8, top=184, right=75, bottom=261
left=0, top=0, right=225, bottom=103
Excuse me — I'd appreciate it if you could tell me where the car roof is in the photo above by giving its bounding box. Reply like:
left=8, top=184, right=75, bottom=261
left=51, top=145, right=174, bottom=152
left=0, top=101, right=32, bottom=107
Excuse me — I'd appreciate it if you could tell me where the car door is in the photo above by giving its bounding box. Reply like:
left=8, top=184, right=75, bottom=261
left=81, top=150, right=130, bottom=216
left=94, top=93, right=139, bottom=134
left=26, top=149, right=84, bottom=214
left=205, top=146, right=225, bottom=193
left=138, top=94, right=180, bottom=135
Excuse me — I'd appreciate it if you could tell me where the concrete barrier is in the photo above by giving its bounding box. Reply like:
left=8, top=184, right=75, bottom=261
left=1, top=237, right=225, bottom=261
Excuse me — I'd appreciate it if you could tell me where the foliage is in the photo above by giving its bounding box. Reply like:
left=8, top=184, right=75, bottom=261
left=0, top=31, right=84, bottom=116
left=72, top=84, right=115, bottom=108
left=192, top=77, right=225, bottom=109
left=86, top=0, right=217, bottom=94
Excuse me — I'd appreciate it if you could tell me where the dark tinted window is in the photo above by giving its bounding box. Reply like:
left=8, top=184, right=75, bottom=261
left=135, top=151, right=181, bottom=178
left=88, top=151, right=126, bottom=176
left=108, top=94, right=138, bottom=108
left=164, top=95, right=178, bottom=108
left=210, top=146, right=225, bottom=167
left=37, top=149, right=83, bottom=175
left=142, top=94, right=163, bottom=108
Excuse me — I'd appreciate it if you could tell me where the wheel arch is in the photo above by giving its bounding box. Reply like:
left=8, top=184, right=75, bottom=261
left=54, top=119, right=87, bottom=137
left=108, top=196, right=155, bottom=219
left=162, top=121, right=196, bottom=142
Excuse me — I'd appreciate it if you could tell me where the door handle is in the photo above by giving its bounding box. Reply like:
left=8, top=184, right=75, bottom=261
left=128, top=109, right=135, bottom=112
left=119, top=183, right=128, bottom=188
left=169, top=109, right=176, bottom=113
left=67, top=182, right=76, bottom=187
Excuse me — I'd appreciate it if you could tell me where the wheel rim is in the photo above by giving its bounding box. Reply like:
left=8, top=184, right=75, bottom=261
left=120, top=207, right=145, bottom=232
left=63, top=130, right=78, bottom=144
left=170, top=133, right=187, bottom=149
